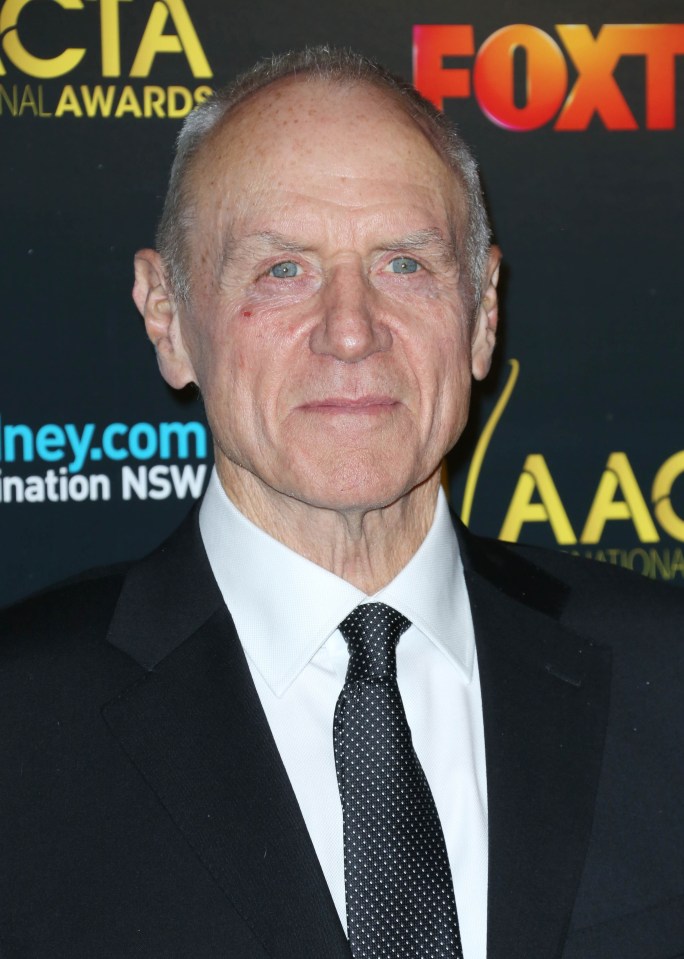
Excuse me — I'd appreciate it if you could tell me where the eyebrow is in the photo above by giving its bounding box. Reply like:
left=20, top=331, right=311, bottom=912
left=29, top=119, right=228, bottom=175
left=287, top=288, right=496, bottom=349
left=381, top=229, right=458, bottom=262
left=246, top=228, right=455, bottom=253
left=244, top=231, right=311, bottom=253
left=217, top=231, right=310, bottom=280
left=222, top=231, right=310, bottom=264
left=383, top=228, right=451, bottom=249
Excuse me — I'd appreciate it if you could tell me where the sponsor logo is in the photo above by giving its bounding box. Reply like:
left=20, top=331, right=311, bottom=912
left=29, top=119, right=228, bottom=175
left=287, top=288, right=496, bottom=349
left=0, top=415, right=209, bottom=501
left=0, top=0, right=213, bottom=118
left=413, top=24, right=684, bottom=130
left=460, top=361, right=684, bottom=581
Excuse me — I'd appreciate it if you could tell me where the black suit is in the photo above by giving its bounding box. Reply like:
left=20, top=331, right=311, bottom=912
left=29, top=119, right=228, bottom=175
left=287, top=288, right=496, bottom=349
left=1, top=509, right=683, bottom=959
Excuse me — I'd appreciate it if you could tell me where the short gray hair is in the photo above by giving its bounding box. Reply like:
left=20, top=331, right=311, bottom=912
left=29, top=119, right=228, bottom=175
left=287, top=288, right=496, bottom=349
left=156, top=46, right=491, bottom=316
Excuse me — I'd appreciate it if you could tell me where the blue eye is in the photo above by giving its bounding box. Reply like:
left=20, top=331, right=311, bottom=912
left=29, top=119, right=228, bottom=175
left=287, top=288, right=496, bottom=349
left=270, top=261, right=299, bottom=278
left=390, top=256, right=420, bottom=274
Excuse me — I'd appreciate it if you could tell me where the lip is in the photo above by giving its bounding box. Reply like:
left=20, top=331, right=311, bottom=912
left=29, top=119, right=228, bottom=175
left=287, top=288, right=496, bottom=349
left=299, top=396, right=399, bottom=413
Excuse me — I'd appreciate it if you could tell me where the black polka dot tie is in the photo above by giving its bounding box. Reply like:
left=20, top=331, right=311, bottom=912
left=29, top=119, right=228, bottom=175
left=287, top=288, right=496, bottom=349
left=333, top=603, right=463, bottom=958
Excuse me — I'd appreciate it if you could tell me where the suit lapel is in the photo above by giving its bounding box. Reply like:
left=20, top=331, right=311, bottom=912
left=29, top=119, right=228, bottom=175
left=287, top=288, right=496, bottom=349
left=459, top=528, right=612, bottom=959
left=104, top=512, right=350, bottom=959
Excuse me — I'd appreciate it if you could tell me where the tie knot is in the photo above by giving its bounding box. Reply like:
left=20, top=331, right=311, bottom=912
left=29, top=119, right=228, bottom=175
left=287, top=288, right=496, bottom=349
left=339, top=602, right=411, bottom=681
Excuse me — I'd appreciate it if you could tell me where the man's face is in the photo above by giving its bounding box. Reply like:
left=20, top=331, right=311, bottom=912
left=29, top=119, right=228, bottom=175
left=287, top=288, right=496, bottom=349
left=169, top=80, right=494, bottom=515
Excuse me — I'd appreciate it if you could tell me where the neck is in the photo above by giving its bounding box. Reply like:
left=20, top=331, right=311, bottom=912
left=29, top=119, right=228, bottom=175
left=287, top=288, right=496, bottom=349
left=215, top=460, right=441, bottom=595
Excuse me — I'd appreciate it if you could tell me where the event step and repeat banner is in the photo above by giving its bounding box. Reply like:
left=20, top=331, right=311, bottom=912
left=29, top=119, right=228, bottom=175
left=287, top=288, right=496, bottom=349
left=2, top=0, right=683, bottom=605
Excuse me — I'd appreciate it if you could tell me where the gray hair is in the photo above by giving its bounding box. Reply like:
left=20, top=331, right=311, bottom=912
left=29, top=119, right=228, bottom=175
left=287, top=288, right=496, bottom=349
left=156, top=46, right=491, bottom=316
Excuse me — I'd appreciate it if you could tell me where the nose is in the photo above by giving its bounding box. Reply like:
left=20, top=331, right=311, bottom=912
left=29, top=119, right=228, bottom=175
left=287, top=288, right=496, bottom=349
left=309, top=263, right=392, bottom=362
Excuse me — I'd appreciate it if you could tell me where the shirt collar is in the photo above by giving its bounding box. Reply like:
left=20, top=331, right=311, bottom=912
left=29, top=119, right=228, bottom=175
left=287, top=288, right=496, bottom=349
left=376, top=489, right=473, bottom=682
left=199, top=468, right=474, bottom=696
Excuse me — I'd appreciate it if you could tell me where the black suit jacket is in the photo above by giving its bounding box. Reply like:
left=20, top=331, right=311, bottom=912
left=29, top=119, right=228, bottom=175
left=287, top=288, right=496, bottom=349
left=1, top=510, right=683, bottom=958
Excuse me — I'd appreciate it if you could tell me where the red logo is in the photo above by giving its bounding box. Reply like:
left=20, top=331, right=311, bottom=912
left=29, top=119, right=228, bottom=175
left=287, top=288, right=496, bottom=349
left=413, top=24, right=684, bottom=130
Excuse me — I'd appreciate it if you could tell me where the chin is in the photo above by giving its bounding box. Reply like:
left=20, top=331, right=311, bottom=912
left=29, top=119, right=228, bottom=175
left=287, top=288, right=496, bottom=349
left=281, top=462, right=417, bottom=515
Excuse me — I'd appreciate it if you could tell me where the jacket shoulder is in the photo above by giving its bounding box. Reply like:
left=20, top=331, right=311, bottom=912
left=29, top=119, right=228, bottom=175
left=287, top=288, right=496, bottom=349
left=472, top=529, right=681, bottom=602
left=507, top=539, right=683, bottom=616
left=487, top=538, right=684, bottom=667
left=460, top=521, right=684, bottom=648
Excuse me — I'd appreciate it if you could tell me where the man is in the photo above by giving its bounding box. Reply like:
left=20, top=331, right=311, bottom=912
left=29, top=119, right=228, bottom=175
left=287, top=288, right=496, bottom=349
left=1, top=48, right=682, bottom=959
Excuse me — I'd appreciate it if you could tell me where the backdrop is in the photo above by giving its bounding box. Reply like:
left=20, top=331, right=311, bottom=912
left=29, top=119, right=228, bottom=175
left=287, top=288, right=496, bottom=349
left=2, top=0, right=683, bottom=607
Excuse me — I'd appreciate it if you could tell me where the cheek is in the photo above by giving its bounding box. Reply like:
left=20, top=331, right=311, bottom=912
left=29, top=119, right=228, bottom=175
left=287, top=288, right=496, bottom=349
left=246, top=274, right=320, bottom=306
left=441, top=313, right=473, bottom=374
left=222, top=304, right=318, bottom=414
left=192, top=301, right=269, bottom=381
left=209, top=312, right=299, bottom=422
left=374, top=272, right=442, bottom=301
left=411, top=315, right=471, bottom=392
left=407, top=323, right=473, bottom=443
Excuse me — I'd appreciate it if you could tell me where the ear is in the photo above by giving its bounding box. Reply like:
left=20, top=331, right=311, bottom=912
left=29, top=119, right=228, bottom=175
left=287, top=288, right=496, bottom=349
left=132, top=249, right=197, bottom=389
left=471, top=246, right=502, bottom=381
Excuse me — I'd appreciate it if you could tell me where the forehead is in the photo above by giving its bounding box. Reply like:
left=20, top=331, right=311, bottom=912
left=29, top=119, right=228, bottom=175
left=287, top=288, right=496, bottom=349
left=187, top=77, right=464, bottom=248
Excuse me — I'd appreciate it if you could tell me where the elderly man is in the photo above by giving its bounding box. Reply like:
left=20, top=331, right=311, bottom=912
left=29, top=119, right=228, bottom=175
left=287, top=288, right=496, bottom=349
left=1, top=48, right=682, bottom=959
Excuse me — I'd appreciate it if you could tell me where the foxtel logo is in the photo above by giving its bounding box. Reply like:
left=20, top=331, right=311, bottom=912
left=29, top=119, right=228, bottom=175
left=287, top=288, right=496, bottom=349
left=413, top=24, right=684, bottom=130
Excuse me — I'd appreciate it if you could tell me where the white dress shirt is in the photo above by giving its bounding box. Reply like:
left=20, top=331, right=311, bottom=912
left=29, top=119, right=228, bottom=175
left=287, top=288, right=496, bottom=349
left=199, top=468, right=488, bottom=959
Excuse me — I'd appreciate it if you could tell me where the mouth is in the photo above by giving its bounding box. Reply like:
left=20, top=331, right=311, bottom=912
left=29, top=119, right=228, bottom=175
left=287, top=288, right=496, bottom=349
left=299, top=396, right=399, bottom=415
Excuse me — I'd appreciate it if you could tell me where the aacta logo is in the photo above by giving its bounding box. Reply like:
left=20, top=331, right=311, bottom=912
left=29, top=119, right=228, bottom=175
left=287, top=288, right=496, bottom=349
left=0, top=0, right=213, bottom=119
left=413, top=24, right=684, bottom=130
left=460, top=361, right=684, bottom=581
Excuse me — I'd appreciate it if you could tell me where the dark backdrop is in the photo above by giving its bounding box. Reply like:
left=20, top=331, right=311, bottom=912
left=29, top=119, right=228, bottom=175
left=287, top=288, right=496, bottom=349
left=2, top=0, right=683, bottom=606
